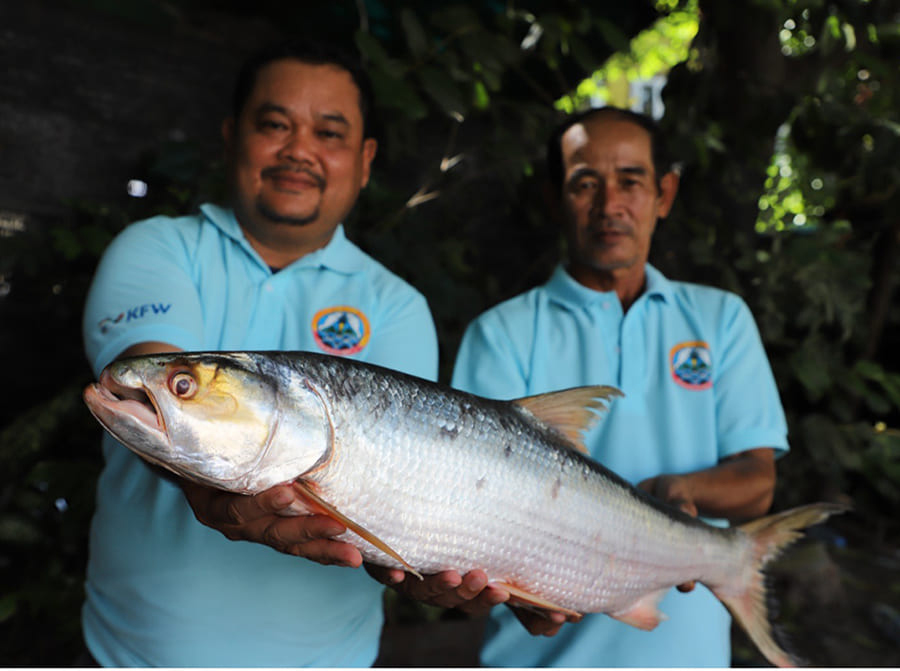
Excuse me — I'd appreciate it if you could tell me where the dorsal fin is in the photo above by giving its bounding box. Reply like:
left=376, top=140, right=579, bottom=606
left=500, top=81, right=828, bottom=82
left=513, top=385, right=623, bottom=455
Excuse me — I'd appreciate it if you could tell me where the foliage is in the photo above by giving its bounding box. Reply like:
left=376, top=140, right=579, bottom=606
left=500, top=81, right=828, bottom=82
left=656, top=0, right=900, bottom=526
left=1, top=0, right=898, bottom=665
left=557, top=0, right=700, bottom=113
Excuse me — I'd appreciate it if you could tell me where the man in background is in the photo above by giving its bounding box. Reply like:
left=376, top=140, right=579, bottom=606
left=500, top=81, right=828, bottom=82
left=448, top=107, right=788, bottom=666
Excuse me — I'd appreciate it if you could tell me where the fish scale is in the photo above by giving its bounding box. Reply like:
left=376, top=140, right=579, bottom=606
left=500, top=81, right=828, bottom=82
left=84, top=350, right=849, bottom=667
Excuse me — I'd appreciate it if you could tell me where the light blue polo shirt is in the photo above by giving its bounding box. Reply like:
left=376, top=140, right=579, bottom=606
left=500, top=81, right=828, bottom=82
left=452, top=264, right=788, bottom=667
left=82, top=203, right=438, bottom=667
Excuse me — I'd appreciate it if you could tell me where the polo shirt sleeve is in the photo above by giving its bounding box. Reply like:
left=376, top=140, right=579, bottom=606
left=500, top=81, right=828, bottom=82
left=83, top=219, right=204, bottom=377
left=365, top=290, right=439, bottom=383
left=452, top=310, right=528, bottom=401
left=714, top=295, right=789, bottom=458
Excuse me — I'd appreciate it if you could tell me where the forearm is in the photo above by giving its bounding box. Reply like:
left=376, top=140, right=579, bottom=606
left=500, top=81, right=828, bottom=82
left=639, top=448, right=776, bottom=523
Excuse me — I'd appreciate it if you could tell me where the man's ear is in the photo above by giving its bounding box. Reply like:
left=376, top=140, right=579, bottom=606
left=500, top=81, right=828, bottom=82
left=657, top=171, right=680, bottom=219
left=360, top=138, right=378, bottom=188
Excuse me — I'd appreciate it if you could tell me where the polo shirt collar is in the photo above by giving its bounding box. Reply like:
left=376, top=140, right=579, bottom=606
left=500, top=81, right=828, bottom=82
left=200, top=203, right=366, bottom=274
left=546, top=263, right=673, bottom=309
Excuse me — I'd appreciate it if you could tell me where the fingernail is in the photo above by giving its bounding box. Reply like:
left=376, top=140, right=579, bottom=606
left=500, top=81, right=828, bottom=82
left=285, top=501, right=310, bottom=516
left=273, top=489, right=293, bottom=507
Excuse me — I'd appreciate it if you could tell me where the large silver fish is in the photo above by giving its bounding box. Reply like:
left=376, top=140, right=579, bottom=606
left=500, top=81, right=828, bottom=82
left=83, top=350, right=844, bottom=667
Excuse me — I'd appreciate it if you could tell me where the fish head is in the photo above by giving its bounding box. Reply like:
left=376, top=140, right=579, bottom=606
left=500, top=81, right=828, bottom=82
left=83, top=352, right=331, bottom=493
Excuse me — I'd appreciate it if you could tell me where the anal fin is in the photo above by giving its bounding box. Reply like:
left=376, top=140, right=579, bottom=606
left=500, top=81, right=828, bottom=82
left=492, top=581, right=582, bottom=619
left=293, top=480, right=423, bottom=580
left=608, top=588, right=668, bottom=630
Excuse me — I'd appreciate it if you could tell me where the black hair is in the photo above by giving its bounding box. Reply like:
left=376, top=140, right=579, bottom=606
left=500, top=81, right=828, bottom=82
left=231, top=38, right=377, bottom=140
left=545, top=107, right=671, bottom=194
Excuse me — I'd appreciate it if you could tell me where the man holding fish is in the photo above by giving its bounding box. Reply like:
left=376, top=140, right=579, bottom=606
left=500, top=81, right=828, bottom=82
left=80, top=39, right=443, bottom=666
left=437, top=108, right=790, bottom=665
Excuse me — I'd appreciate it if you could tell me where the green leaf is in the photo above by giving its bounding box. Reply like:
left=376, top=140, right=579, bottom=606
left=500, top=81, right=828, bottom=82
left=568, top=34, right=598, bottom=73
left=431, top=5, right=481, bottom=34
left=790, top=343, right=832, bottom=401
left=0, top=596, right=17, bottom=623
left=473, top=80, right=490, bottom=109
left=594, top=18, right=631, bottom=53
left=355, top=30, right=405, bottom=77
left=401, top=9, right=429, bottom=60
left=0, top=514, right=43, bottom=545
left=369, top=69, right=428, bottom=121
left=417, top=66, right=468, bottom=118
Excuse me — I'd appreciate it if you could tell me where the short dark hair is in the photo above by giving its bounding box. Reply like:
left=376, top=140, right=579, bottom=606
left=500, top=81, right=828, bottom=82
left=231, top=38, right=377, bottom=140
left=545, top=107, right=671, bottom=193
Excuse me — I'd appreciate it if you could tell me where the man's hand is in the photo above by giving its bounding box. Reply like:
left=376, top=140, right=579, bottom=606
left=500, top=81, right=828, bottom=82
left=637, top=473, right=698, bottom=593
left=638, top=473, right=699, bottom=518
left=511, top=607, right=581, bottom=637
left=181, top=481, right=363, bottom=568
left=366, top=565, right=580, bottom=637
left=366, top=566, right=510, bottom=615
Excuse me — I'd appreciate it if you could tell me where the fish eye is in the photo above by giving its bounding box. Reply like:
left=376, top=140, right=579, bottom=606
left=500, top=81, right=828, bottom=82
left=169, top=371, right=198, bottom=399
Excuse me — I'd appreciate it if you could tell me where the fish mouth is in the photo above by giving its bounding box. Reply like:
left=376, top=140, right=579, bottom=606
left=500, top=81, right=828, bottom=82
left=83, top=370, right=166, bottom=438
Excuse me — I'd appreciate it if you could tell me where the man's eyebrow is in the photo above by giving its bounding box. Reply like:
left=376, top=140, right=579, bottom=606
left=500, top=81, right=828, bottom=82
left=253, top=104, right=351, bottom=128
left=617, top=165, right=650, bottom=177
left=319, top=112, right=351, bottom=127
left=256, top=102, right=289, bottom=116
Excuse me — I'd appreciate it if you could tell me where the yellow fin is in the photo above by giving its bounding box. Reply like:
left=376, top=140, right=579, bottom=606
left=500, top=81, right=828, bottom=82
left=293, top=480, right=423, bottom=580
left=492, top=581, right=582, bottom=619
left=513, top=385, right=623, bottom=454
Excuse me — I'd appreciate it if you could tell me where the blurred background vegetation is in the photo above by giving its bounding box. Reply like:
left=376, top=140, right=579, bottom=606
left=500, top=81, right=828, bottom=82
left=1, top=0, right=898, bottom=666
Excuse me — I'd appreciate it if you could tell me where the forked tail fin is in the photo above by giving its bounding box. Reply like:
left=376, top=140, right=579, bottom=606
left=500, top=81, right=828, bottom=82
left=714, top=502, right=849, bottom=668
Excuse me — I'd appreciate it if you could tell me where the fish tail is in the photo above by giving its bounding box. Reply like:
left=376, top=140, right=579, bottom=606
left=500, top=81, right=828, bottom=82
left=715, top=502, right=848, bottom=668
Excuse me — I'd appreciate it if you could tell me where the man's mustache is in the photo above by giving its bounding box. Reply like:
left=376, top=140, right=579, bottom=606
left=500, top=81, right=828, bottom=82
left=587, top=219, right=633, bottom=236
left=262, top=165, right=325, bottom=190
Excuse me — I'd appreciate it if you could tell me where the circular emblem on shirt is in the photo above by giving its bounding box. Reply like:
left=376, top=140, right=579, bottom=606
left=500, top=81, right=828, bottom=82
left=669, top=341, right=713, bottom=390
left=312, top=306, right=370, bottom=355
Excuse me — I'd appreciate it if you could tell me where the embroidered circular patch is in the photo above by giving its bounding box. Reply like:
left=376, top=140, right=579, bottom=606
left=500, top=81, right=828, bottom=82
left=312, top=306, right=370, bottom=355
left=669, top=341, right=713, bottom=390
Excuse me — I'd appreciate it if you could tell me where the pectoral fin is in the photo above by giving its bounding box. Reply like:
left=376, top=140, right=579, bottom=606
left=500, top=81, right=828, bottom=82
left=293, top=480, right=423, bottom=580
left=492, top=581, right=582, bottom=619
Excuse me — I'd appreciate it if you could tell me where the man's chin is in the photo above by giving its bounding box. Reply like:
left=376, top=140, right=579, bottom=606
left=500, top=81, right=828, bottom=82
left=581, top=253, right=640, bottom=273
left=256, top=202, right=319, bottom=227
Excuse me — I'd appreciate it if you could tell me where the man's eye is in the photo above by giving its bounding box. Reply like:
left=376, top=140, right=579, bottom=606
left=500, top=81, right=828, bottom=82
left=259, top=119, right=288, bottom=131
left=317, top=129, right=344, bottom=140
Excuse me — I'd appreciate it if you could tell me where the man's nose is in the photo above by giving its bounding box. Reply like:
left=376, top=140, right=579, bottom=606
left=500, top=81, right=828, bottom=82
left=590, top=182, right=622, bottom=217
left=278, top=128, right=315, bottom=163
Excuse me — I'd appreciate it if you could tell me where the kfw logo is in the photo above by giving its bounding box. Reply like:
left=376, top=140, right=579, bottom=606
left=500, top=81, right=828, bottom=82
left=99, top=303, right=171, bottom=334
